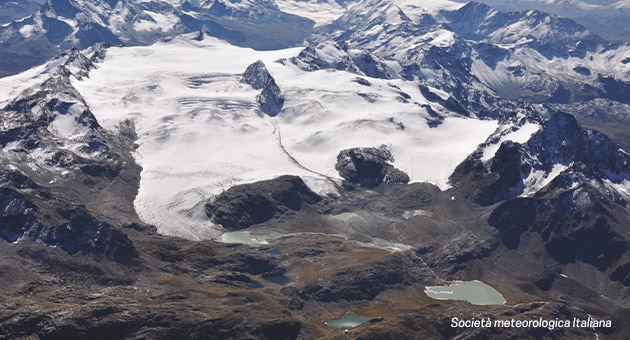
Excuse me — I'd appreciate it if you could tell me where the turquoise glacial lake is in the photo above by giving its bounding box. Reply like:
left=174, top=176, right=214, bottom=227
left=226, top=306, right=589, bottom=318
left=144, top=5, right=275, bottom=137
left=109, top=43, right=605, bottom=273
left=424, top=280, right=506, bottom=305
left=326, top=312, right=373, bottom=328
left=218, top=232, right=254, bottom=244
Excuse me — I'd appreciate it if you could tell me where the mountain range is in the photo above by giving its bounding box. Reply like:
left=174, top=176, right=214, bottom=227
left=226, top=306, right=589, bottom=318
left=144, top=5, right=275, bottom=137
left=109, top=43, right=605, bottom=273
left=1, top=0, right=630, bottom=338
left=465, top=0, right=630, bottom=43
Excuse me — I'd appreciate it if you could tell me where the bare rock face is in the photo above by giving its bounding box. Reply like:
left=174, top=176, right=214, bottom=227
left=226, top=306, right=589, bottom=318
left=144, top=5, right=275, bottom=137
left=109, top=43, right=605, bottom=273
left=205, top=175, right=322, bottom=230
left=335, top=145, right=410, bottom=188
left=243, top=60, right=271, bottom=90
left=257, top=78, right=284, bottom=116
left=243, top=60, right=284, bottom=116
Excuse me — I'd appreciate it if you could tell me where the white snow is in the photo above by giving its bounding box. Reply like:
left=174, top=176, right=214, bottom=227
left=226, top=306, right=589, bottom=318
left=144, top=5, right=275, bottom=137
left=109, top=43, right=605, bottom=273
left=602, top=178, right=630, bottom=202
left=482, top=121, right=541, bottom=161
left=394, top=0, right=464, bottom=16
left=18, top=24, right=37, bottom=38
left=422, top=29, right=457, bottom=48
left=70, top=34, right=498, bottom=240
left=314, top=41, right=350, bottom=64
left=521, top=163, right=569, bottom=196
left=47, top=103, right=90, bottom=139
left=274, top=0, right=347, bottom=27
left=133, top=11, right=180, bottom=32
left=425, top=85, right=451, bottom=101
left=0, top=57, right=66, bottom=107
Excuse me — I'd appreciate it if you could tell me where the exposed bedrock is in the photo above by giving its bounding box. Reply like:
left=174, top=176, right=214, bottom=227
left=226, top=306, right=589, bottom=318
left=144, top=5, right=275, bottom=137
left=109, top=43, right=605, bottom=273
left=335, top=145, right=410, bottom=189
left=205, top=175, right=322, bottom=230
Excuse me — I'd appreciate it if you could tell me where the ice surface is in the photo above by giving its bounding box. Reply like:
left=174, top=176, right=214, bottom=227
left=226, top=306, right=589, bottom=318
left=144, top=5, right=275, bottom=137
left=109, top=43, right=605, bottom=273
left=72, top=34, right=496, bottom=240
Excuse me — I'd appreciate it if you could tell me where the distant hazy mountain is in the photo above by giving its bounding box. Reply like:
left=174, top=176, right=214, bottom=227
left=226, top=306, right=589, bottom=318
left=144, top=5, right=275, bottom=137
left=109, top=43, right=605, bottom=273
left=462, top=0, right=630, bottom=42
left=0, top=0, right=40, bottom=25
left=0, top=0, right=314, bottom=77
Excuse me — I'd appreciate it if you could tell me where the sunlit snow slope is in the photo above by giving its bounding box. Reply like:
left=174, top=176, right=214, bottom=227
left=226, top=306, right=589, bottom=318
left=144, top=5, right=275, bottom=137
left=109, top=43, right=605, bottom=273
left=73, top=33, right=497, bottom=240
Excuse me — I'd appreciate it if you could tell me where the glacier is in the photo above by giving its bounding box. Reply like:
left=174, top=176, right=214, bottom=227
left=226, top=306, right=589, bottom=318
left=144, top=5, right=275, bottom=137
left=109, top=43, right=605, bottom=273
left=71, top=33, right=497, bottom=239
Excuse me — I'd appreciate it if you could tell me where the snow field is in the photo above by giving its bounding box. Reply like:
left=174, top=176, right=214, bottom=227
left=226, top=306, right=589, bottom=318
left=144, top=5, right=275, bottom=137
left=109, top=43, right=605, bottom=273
left=74, top=34, right=498, bottom=239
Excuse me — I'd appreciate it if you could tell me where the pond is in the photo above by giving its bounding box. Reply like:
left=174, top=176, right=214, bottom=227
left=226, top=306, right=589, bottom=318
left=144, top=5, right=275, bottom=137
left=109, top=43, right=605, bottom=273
left=247, top=281, right=264, bottom=290
left=325, top=312, right=374, bottom=328
left=424, top=280, right=506, bottom=305
left=402, top=209, right=431, bottom=219
left=331, top=212, right=359, bottom=221
left=265, top=248, right=281, bottom=255
left=261, top=274, right=291, bottom=285
left=218, top=231, right=254, bottom=244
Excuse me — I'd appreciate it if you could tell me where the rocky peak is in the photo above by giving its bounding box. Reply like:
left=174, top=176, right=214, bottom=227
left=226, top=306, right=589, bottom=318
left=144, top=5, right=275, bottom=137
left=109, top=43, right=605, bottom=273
left=257, top=77, right=284, bottom=117
left=242, top=60, right=271, bottom=90
left=3, top=68, right=103, bottom=145
left=335, top=145, right=410, bottom=188
left=444, top=1, right=605, bottom=59
left=205, top=175, right=322, bottom=230
left=243, top=60, right=284, bottom=116
left=522, top=112, right=629, bottom=176
left=42, top=0, right=80, bottom=19
left=463, top=111, right=630, bottom=205
left=289, top=41, right=394, bottom=79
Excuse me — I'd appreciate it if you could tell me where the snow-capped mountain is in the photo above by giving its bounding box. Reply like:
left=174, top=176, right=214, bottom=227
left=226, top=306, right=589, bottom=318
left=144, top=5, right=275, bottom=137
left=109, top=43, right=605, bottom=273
left=454, top=111, right=630, bottom=204
left=311, top=0, right=630, bottom=113
left=448, top=111, right=630, bottom=288
left=0, top=0, right=314, bottom=77
left=0, top=45, right=139, bottom=261
left=0, top=0, right=40, bottom=25
left=467, top=0, right=630, bottom=42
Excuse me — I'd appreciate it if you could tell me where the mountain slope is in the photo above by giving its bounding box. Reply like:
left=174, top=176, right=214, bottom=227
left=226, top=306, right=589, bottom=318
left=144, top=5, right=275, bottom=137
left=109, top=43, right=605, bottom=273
left=0, top=0, right=314, bottom=77
left=0, top=0, right=40, bottom=25
left=449, top=111, right=630, bottom=304
left=466, top=0, right=630, bottom=42
left=0, top=45, right=141, bottom=262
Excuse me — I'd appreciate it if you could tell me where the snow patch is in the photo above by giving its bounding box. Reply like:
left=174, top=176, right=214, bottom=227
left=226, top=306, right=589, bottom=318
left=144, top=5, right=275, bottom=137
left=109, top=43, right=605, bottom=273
left=18, top=24, right=37, bottom=38
left=482, top=122, right=541, bottom=161
left=47, top=103, right=90, bottom=139
left=521, top=163, right=569, bottom=197
left=274, top=0, right=346, bottom=27
left=133, top=11, right=180, bottom=32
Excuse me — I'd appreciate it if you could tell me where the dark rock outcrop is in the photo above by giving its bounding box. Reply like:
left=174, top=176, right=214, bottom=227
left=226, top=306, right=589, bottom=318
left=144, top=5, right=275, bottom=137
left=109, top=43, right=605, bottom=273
left=205, top=175, right=321, bottom=230
left=289, top=41, right=393, bottom=79
left=450, top=111, right=630, bottom=289
left=257, top=77, right=284, bottom=116
left=488, top=185, right=629, bottom=278
left=243, top=60, right=271, bottom=90
left=0, top=186, right=138, bottom=264
left=335, top=145, right=410, bottom=188
left=469, top=112, right=630, bottom=206
left=243, top=60, right=284, bottom=116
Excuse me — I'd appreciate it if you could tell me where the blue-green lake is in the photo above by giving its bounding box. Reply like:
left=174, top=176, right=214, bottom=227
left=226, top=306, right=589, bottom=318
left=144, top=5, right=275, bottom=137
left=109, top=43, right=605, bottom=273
left=266, top=248, right=281, bottom=255
left=218, top=232, right=254, bottom=244
left=326, top=312, right=373, bottom=328
left=424, top=280, right=506, bottom=305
